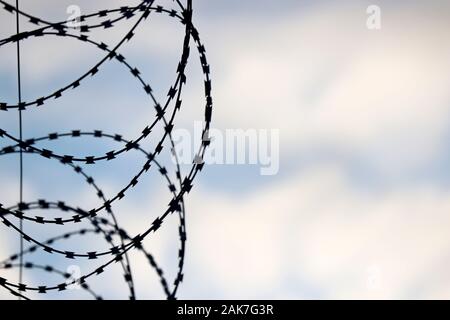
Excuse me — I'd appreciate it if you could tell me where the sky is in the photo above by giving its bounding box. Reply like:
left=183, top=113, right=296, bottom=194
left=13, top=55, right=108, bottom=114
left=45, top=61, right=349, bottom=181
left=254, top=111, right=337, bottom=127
left=1, top=0, right=450, bottom=299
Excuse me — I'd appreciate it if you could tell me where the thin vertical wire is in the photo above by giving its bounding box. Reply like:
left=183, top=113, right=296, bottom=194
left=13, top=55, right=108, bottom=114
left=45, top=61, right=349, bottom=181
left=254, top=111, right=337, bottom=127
left=15, top=0, right=24, bottom=294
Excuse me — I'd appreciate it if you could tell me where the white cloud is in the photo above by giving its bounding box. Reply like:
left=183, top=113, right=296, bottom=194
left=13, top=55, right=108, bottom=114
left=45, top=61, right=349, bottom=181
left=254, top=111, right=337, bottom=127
left=202, top=2, right=450, bottom=176
left=184, top=165, right=450, bottom=299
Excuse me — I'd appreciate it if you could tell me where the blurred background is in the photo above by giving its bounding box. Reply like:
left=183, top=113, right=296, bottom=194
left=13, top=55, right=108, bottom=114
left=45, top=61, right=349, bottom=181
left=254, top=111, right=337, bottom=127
left=1, top=0, right=450, bottom=299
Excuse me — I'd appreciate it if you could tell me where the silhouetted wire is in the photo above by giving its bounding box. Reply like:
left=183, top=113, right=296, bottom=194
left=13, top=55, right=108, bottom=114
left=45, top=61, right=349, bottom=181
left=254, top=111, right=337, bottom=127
left=0, top=0, right=212, bottom=300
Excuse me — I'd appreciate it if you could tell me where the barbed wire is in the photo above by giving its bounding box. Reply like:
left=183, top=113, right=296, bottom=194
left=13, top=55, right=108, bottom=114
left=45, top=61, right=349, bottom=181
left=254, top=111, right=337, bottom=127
left=0, top=0, right=212, bottom=300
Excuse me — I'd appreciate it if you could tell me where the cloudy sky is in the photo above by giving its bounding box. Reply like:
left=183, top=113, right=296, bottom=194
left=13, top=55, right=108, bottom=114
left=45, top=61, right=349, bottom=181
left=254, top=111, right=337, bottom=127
left=1, top=0, right=450, bottom=299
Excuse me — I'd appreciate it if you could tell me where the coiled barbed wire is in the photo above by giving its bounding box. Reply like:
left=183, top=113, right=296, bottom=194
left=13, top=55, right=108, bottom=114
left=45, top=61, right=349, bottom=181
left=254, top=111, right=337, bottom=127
left=0, top=0, right=213, bottom=300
